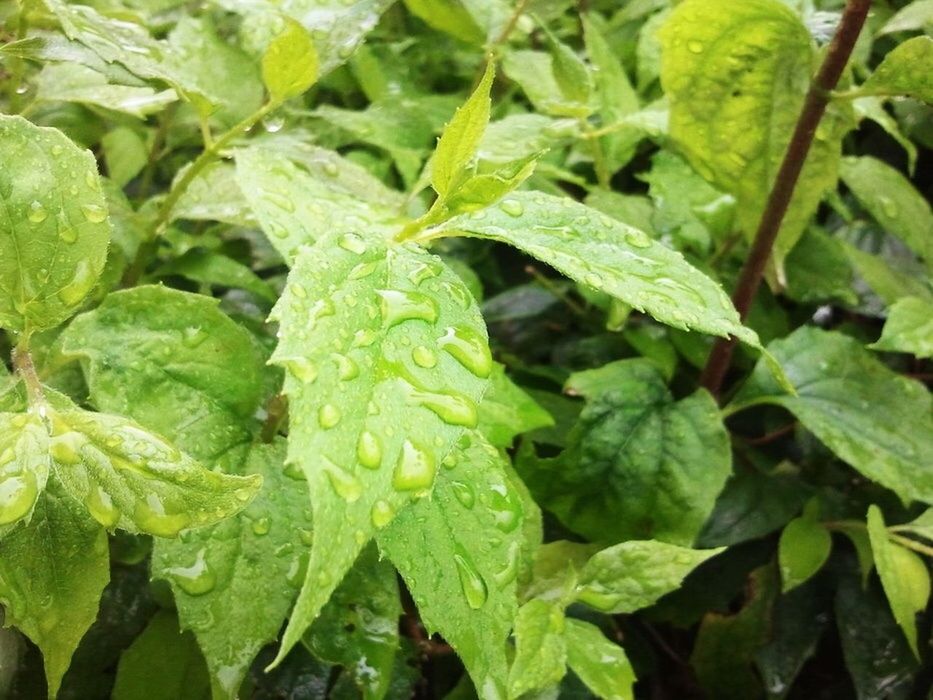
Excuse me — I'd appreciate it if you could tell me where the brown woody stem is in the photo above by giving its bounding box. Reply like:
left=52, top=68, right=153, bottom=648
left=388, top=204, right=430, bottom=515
left=700, top=0, right=872, bottom=396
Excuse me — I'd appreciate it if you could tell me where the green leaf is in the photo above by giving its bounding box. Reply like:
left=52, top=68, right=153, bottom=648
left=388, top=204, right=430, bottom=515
left=640, top=151, right=734, bottom=255
left=112, top=611, right=211, bottom=700
left=173, top=162, right=256, bottom=228
left=60, top=286, right=266, bottom=466
left=879, top=0, right=933, bottom=34
left=35, top=63, right=177, bottom=117
left=778, top=516, right=831, bottom=592
left=102, top=127, right=150, bottom=189
left=502, top=50, right=591, bottom=118
left=843, top=242, right=933, bottom=306
left=152, top=440, right=313, bottom=699
left=690, top=565, right=778, bottom=700
left=545, top=29, right=592, bottom=109
left=575, top=540, right=724, bottom=613
left=46, top=400, right=261, bottom=537
left=433, top=61, right=494, bottom=198
left=853, top=97, right=918, bottom=174
left=261, top=17, right=319, bottom=103
left=0, top=115, right=111, bottom=333
left=0, top=412, right=49, bottom=532
left=866, top=505, right=931, bottom=656
left=158, top=250, right=278, bottom=303
left=477, top=364, right=553, bottom=448
left=835, top=573, right=918, bottom=699
left=426, top=191, right=757, bottom=344
left=839, top=156, right=933, bottom=269
left=521, top=360, right=731, bottom=546
left=730, top=327, right=933, bottom=504
left=377, top=433, right=524, bottom=700
left=564, top=619, right=635, bottom=700
left=306, top=543, right=401, bottom=700
left=870, top=296, right=933, bottom=358
left=784, top=228, right=857, bottom=306
left=659, top=0, right=848, bottom=269
left=0, top=482, right=109, bottom=696
left=583, top=13, right=641, bottom=172
left=269, top=231, right=491, bottom=664
left=507, top=598, right=567, bottom=699
left=235, top=143, right=406, bottom=262
left=859, top=36, right=933, bottom=103
left=403, top=0, right=485, bottom=45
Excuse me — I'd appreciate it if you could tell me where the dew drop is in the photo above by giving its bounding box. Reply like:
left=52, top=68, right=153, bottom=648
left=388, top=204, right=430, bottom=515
left=283, top=357, right=317, bottom=383
left=499, top=199, right=524, bottom=217
left=412, top=345, right=437, bottom=368
left=338, top=232, right=367, bottom=254
left=58, top=260, right=97, bottom=306
left=323, top=161, right=339, bottom=177
left=86, top=485, right=120, bottom=529
left=378, top=289, right=439, bottom=327
left=81, top=203, right=107, bottom=223
left=0, top=472, right=38, bottom=526
left=357, top=430, right=382, bottom=470
left=687, top=40, right=704, bottom=53
left=27, top=200, right=47, bottom=223
left=371, top=499, right=395, bottom=528
left=450, top=481, right=475, bottom=509
left=453, top=547, right=488, bottom=609
left=182, top=326, right=208, bottom=348
left=252, top=517, right=271, bottom=536
left=134, top=494, right=190, bottom=538
left=408, top=261, right=441, bottom=285
left=332, top=353, right=360, bottom=381
left=318, top=404, right=342, bottom=429
left=289, top=282, right=308, bottom=299
left=324, top=462, right=363, bottom=502
left=624, top=229, right=652, bottom=248
left=286, top=551, right=309, bottom=588
left=166, top=549, right=216, bottom=596
left=438, top=326, right=492, bottom=378
left=392, top=439, right=437, bottom=492
left=409, top=388, right=478, bottom=428
left=487, top=484, right=522, bottom=533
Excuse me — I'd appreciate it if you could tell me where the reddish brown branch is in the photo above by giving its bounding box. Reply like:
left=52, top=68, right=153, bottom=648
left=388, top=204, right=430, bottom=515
left=700, top=0, right=872, bottom=396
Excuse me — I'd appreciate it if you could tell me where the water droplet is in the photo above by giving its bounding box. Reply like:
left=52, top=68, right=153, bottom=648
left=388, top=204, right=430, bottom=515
left=499, top=199, right=523, bottom=217
left=283, top=461, right=306, bottom=480
left=371, top=499, right=395, bottom=528
left=252, top=517, right=270, bottom=535
left=392, top=440, right=436, bottom=492
left=338, top=233, right=367, bottom=254
left=234, top=487, right=252, bottom=502
left=378, top=290, right=438, bottom=327
left=263, top=115, right=285, bottom=133
left=49, top=436, right=82, bottom=465
left=624, top=228, right=652, bottom=248
left=286, top=550, right=309, bottom=588
left=352, top=328, right=378, bottom=348
left=85, top=485, right=120, bottom=528
left=84, top=169, right=99, bottom=191
left=487, top=484, right=522, bottom=533
left=408, top=261, right=441, bottom=285
left=289, top=282, right=308, bottom=299
left=409, top=387, right=478, bottom=428
left=493, top=541, right=521, bottom=588
left=0, top=472, right=38, bottom=526
left=357, top=430, right=382, bottom=470
left=453, top=547, right=487, bottom=609
left=81, top=203, right=107, bottom=223
left=299, top=528, right=314, bottom=546
left=27, top=200, right=47, bottom=223
left=283, top=357, right=317, bottom=383
left=319, top=404, right=342, bottom=429
left=879, top=196, right=898, bottom=218
left=687, top=40, right=704, bottom=53
left=323, top=161, right=339, bottom=177
left=58, top=260, right=97, bottom=306
left=412, top=345, right=437, bottom=368
left=324, top=462, right=363, bottom=502
left=182, top=326, right=208, bottom=348
left=332, top=353, right=360, bottom=381
left=349, top=261, right=378, bottom=280
left=442, top=452, right=458, bottom=469
left=450, top=481, right=475, bottom=508
left=166, top=549, right=216, bottom=596
left=134, top=494, right=190, bottom=538
left=438, top=326, right=492, bottom=378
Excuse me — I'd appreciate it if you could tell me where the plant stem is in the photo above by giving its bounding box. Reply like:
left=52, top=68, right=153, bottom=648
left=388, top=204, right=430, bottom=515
left=889, top=533, right=933, bottom=558
left=488, top=0, right=531, bottom=55
left=123, top=101, right=277, bottom=285
left=699, top=0, right=872, bottom=396
left=12, top=342, right=45, bottom=409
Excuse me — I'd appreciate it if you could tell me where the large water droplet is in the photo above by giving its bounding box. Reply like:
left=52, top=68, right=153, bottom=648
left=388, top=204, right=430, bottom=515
left=282, top=357, right=317, bottom=383
left=412, top=345, right=437, bottom=368
left=325, top=462, right=363, bottom=502
left=378, top=290, right=438, bottom=328
left=332, top=353, right=360, bottom=381
left=409, top=388, right=478, bottom=428
left=392, top=440, right=436, bottom=492
left=252, top=516, right=271, bottom=536
left=134, top=494, right=190, bottom=537
left=438, top=326, right=492, bottom=378
left=408, top=261, right=441, bottom=286
left=81, top=203, right=107, bottom=223
left=371, top=499, right=395, bottom=528
left=182, top=326, right=208, bottom=348
left=319, top=404, right=342, bottom=429
left=488, top=484, right=522, bottom=533
left=338, top=233, right=367, bottom=254
left=499, top=199, right=523, bottom=217
left=687, top=40, right=704, bottom=53
left=166, top=549, right=216, bottom=596
left=58, top=260, right=97, bottom=306
left=86, top=485, right=120, bottom=529
left=493, top=541, right=521, bottom=588
left=0, top=472, right=38, bottom=526
left=357, top=430, right=382, bottom=470
left=624, top=229, right=652, bottom=248
left=450, top=481, right=475, bottom=509
left=27, top=200, right=47, bottom=223
left=453, top=547, right=488, bottom=609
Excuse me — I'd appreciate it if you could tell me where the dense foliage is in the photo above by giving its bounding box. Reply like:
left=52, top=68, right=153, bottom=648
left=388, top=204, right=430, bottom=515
left=0, top=0, right=931, bottom=698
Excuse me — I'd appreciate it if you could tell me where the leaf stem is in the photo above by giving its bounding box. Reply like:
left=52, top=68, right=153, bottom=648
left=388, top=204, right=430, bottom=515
left=124, top=101, right=277, bottom=285
left=12, top=342, right=45, bottom=409
left=889, top=532, right=933, bottom=558
left=699, top=0, right=872, bottom=396
left=487, top=0, right=531, bottom=56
